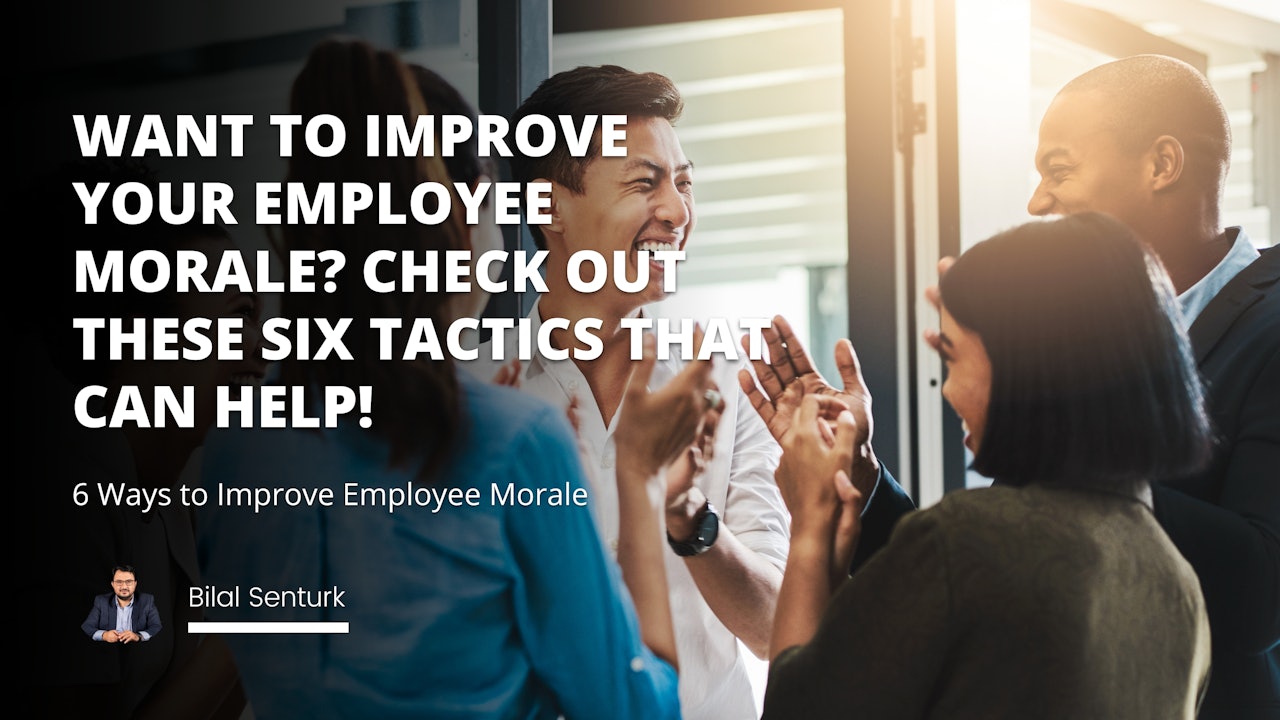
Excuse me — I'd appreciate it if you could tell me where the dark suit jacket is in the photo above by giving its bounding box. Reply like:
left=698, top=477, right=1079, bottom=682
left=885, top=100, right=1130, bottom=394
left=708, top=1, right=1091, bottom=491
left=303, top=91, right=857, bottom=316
left=82, top=592, right=162, bottom=641
left=849, top=464, right=916, bottom=574
left=1153, top=237, right=1280, bottom=719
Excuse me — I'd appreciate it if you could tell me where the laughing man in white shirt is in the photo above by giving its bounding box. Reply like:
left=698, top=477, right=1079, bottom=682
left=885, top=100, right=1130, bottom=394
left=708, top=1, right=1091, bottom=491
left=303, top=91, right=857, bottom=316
left=481, top=65, right=789, bottom=720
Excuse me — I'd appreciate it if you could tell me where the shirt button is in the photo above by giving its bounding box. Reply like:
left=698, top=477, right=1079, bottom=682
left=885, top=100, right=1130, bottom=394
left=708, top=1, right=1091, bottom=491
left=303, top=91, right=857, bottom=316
left=610, top=538, right=619, bottom=552
left=602, top=454, right=615, bottom=469
left=567, top=380, right=579, bottom=392
left=630, top=657, right=645, bottom=672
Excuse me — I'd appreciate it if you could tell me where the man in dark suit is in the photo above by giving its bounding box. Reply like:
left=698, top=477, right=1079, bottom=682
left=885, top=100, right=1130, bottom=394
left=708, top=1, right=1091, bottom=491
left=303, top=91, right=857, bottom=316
left=82, top=565, right=162, bottom=644
left=1027, top=55, right=1278, bottom=719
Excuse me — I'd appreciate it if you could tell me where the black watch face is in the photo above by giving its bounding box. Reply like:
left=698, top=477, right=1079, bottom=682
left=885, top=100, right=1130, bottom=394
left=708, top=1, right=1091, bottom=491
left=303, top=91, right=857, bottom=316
left=698, top=509, right=719, bottom=546
left=669, top=503, right=720, bottom=556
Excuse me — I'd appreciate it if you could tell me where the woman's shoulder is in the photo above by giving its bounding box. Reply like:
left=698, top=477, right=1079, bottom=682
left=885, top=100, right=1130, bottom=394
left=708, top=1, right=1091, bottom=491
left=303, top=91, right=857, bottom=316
left=916, top=482, right=1148, bottom=523
left=900, top=483, right=1197, bottom=590
left=901, top=485, right=1027, bottom=530
left=892, top=483, right=1157, bottom=555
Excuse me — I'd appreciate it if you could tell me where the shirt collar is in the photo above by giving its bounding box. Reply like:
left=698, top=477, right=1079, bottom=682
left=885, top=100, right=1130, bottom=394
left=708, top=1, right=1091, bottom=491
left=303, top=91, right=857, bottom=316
left=1178, top=227, right=1259, bottom=324
left=522, top=297, right=550, bottom=381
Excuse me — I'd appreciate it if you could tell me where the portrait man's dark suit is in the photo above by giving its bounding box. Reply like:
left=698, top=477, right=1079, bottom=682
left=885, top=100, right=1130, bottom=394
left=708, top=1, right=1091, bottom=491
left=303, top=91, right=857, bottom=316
left=1153, top=242, right=1280, bottom=717
left=82, top=591, right=163, bottom=641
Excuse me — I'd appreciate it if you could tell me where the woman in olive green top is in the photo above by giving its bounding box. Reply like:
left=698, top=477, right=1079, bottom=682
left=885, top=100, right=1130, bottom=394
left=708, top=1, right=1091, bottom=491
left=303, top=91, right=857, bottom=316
left=762, top=213, right=1213, bottom=719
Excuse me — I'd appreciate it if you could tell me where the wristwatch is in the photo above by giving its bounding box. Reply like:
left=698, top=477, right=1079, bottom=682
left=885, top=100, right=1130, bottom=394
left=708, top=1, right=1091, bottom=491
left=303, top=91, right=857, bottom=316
left=667, top=500, right=720, bottom=557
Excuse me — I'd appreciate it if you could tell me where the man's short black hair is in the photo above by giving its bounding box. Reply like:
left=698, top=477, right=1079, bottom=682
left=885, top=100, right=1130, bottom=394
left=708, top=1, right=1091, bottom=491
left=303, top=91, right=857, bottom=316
left=940, top=212, right=1211, bottom=489
left=111, top=564, right=137, bottom=580
left=510, top=65, right=683, bottom=249
left=1057, top=54, right=1230, bottom=202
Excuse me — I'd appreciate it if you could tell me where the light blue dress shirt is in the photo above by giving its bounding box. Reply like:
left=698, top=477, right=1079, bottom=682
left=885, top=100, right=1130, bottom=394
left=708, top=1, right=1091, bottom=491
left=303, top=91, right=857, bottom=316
left=1178, top=227, right=1260, bottom=324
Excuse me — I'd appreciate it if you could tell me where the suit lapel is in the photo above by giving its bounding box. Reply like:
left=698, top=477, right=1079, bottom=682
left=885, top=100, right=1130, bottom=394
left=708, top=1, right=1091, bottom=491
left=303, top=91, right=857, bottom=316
left=111, top=596, right=121, bottom=629
left=1189, top=248, right=1280, bottom=364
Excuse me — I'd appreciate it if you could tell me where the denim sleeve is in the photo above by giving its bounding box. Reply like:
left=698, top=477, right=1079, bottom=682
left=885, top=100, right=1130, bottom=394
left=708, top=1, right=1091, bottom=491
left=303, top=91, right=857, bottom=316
left=504, top=406, right=680, bottom=720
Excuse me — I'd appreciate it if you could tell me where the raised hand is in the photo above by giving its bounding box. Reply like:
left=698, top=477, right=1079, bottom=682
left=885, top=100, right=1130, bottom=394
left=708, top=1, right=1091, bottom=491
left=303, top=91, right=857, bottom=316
left=774, top=395, right=857, bottom=524
left=616, top=328, right=721, bottom=486
left=613, top=332, right=722, bottom=674
left=666, top=412, right=718, bottom=496
left=664, top=397, right=722, bottom=539
left=739, top=316, right=879, bottom=496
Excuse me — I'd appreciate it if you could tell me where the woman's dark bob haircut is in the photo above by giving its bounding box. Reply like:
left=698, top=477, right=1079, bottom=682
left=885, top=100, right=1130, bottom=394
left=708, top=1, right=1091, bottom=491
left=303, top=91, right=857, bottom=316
left=940, top=212, right=1211, bottom=488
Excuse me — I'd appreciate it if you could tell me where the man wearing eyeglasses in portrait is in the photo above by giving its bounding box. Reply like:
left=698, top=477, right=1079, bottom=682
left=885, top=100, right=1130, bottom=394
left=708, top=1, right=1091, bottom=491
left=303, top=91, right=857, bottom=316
left=82, top=565, right=162, bottom=645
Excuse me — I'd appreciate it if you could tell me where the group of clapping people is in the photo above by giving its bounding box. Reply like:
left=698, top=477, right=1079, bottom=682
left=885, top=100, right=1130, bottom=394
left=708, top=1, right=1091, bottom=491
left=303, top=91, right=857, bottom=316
left=31, top=35, right=1275, bottom=720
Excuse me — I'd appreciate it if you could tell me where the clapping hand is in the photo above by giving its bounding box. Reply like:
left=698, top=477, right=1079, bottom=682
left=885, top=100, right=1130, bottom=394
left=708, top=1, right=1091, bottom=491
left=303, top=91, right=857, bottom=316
left=774, top=395, right=855, bottom=517
left=738, top=316, right=879, bottom=497
left=773, top=395, right=869, bottom=587
left=664, top=393, right=722, bottom=540
left=616, top=327, right=724, bottom=496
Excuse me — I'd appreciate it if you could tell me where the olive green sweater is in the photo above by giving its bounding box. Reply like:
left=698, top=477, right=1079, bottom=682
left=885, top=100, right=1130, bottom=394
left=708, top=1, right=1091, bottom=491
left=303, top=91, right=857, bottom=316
left=765, top=483, right=1210, bottom=719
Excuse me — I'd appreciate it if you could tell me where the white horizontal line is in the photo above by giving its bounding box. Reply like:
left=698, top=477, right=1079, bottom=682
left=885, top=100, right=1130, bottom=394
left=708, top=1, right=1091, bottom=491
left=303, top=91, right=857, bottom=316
left=679, top=64, right=844, bottom=97
left=1203, top=0, right=1280, bottom=25
left=692, top=221, right=845, bottom=246
left=554, top=10, right=838, bottom=58
left=696, top=191, right=845, bottom=218
left=678, top=112, right=844, bottom=142
left=1208, top=60, right=1267, bottom=81
left=693, top=155, right=843, bottom=182
left=190, top=621, right=349, bottom=634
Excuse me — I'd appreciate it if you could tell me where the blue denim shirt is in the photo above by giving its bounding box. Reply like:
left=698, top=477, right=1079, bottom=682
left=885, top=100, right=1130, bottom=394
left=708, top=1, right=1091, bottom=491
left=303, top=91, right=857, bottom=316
left=198, top=373, right=679, bottom=720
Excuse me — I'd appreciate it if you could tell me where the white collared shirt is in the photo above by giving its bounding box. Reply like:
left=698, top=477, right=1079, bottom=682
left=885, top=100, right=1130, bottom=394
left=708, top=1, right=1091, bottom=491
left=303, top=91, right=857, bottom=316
left=469, top=299, right=789, bottom=720
left=1178, top=227, right=1260, bottom=324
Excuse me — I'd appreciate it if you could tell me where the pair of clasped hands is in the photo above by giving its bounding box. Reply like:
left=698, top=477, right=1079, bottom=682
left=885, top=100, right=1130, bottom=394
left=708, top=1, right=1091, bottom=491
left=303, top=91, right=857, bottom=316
left=102, top=629, right=143, bottom=644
